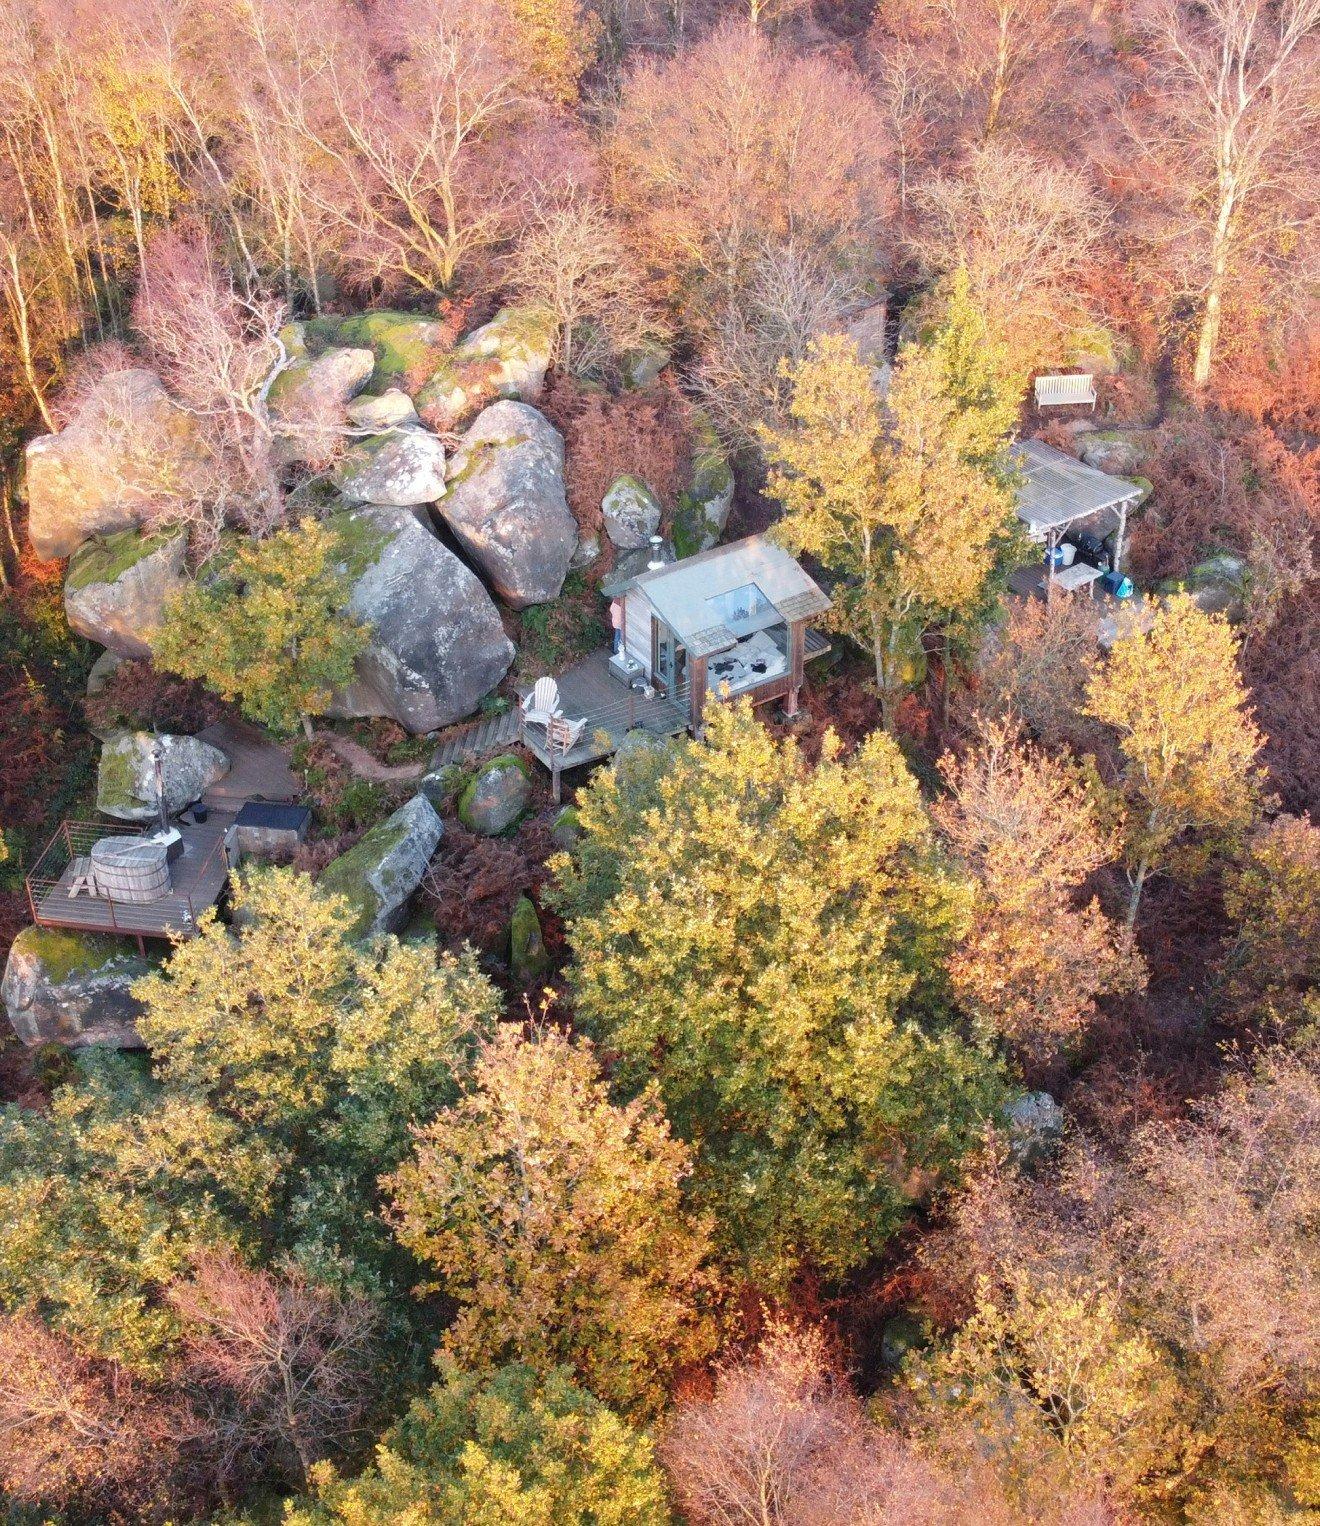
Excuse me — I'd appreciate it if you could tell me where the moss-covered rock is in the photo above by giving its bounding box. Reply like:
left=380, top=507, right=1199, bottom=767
left=458, top=755, right=531, bottom=836
left=508, top=894, right=548, bottom=984
left=2, top=926, right=152, bottom=1047
left=550, top=805, right=581, bottom=850
left=303, top=310, right=456, bottom=395
left=602, top=475, right=662, bottom=551
left=65, top=528, right=187, bottom=658
left=318, top=793, right=444, bottom=940
left=415, top=305, right=555, bottom=432
left=673, top=408, right=733, bottom=556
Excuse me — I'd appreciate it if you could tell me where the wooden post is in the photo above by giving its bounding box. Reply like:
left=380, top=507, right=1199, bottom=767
left=551, top=751, right=562, bottom=805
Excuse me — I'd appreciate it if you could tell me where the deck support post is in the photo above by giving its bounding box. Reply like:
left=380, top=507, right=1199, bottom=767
left=551, top=753, right=562, bottom=805
left=136, top=934, right=146, bottom=957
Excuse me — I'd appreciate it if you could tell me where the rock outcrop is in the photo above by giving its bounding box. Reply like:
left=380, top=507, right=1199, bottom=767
left=64, top=529, right=187, bottom=658
left=673, top=409, right=733, bottom=554
left=333, top=428, right=447, bottom=506
left=25, top=368, right=199, bottom=560
left=347, top=388, right=418, bottom=430
left=328, top=505, right=514, bottom=733
left=602, top=475, right=662, bottom=550
left=267, top=338, right=375, bottom=465
left=415, top=306, right=555, bottom=432
left=318, top=793, right=443, bottom=940
left=2, top=926, right=150, bottom=1047
left=438, top=401, right=576, bottom=609
left=302, top=310, right=456, bottom=395
left=458, top=755, right=531, bottom=836
left=96, top=730, right=230, bottom=821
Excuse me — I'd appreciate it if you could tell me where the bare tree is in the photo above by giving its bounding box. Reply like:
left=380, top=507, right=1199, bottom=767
left=507, top=198, right=663, bottom=375
left=0, top=1314, right=196, bottom=1518
left=1141, top=0, right=1320, bottom=387
left=910, top=142, right=1106, bottom=369
left=170, top=1253, right=380, bottom=1491
left=133, top=226, right=289, bottom=538
left=693, top=241, right=863, bottom=450
left=878, top=0, right=1082, bottom=143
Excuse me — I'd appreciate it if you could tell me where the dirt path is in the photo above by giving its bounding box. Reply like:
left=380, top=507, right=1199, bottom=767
left=315, top=731, right=427, bottom=783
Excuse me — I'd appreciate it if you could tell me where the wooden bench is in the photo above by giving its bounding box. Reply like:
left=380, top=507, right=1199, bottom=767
left=1035, top=374, right=1097, bottom=410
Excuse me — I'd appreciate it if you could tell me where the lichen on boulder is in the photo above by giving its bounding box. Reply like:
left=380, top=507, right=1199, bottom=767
left=318, top=793, right=444, bottom=940
left=2, top=926, right=151, bottom=1047
left=437, top=400, right=576, bottom=609
left=333, top=428, right=447, bottom=506
left=64, top=528, right=187, bottom=658
left=414, top=305, right=555, bottom=432
left=326, top=505, right=514, bottom=733
left=602, top=475, right=662, bottom=550
left=96, top=730, right=230, bottom=821
left=267, top=341, right=375, bottom=465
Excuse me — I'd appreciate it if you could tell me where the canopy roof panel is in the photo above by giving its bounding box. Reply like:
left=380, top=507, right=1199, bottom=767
left=1014, top=438, right=1142, bottom=534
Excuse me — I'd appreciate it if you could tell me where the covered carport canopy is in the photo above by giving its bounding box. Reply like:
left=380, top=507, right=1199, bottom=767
left=1013, top=438, right=1143, bottom=571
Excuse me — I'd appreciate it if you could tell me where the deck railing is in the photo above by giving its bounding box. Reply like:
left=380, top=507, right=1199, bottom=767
left=25, top=819, right=230, bottom=939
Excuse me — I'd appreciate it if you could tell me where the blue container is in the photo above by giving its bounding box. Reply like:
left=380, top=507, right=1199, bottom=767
left=1045, top=544, right=1067, bottom=570
left=1103, top=571, right=1134, bottom=599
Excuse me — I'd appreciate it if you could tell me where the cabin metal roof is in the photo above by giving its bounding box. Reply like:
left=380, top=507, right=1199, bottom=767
left=628, top=534, right=831, bottom=643
left=1014, top=438, right=1143, bottom=534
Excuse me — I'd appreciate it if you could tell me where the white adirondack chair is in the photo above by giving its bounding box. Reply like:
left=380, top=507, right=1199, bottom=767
left=520, top=677, right=561, bottom=732
left=1035, top=374, right=1097, bottom=410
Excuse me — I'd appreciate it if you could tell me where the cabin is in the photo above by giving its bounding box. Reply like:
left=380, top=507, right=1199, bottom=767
left=612, top=534, right=832, bottom=730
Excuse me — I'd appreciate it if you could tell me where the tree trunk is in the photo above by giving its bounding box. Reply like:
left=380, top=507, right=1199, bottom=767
left=1192, top=169, right=1238, bottom=388
left=1123, top=854, right=1151, bottom=954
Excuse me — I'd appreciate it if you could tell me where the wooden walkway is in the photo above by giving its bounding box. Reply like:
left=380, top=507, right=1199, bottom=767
left=429, top=708, right=522, bottom=772
left=197, top=719, right=299, bottom=817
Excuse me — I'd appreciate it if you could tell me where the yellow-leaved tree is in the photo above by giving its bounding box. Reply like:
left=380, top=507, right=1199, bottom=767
left=153, top=517, right=368, bottom=738
left=387, top=1023, right=719, bottom=1419
left=1083, top=594, right=1265, bottom=946
left=763, top=272, right=1021, bottom=729
left=552, top=700, right=1006, bottom=1289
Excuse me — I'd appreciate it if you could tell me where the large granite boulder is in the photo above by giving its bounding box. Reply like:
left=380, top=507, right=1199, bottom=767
left=302, top=310, right=456, bottom=396
left=267, top=338, right=375, bottom=465
left=347, top=388, right=418, bottom=430
left=673, top=409, right=734, bottom=554
left=97, top=729, right=230, bottom=821
left=458, top=755, right=531, bottom=836
left=333, top=428, right=447, bottom=506
left=1078, top=431, right=1146, bottom=476
left=318, top=793, right=444, bottom=940
left=438, top=401, right=575, bottom=609
left=602, top=475, right=662, bottom=550
left=64, top=528, right=187, bottom=658
left=25, top=368, right=199, bottom=560
left=415, top=306, right=555, bottom=432
left=2, top=926, right=150, bottom=1047
left=327, top=506, right=514, bottom=733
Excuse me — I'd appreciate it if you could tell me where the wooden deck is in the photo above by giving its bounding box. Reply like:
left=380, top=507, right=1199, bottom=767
left=28, top=822, right=232, bottom=943
left=519, top=649, right=689, bottom=773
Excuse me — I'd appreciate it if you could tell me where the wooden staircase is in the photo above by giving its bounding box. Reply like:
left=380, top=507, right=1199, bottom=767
left=428, top=707, right=521, bottom=772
